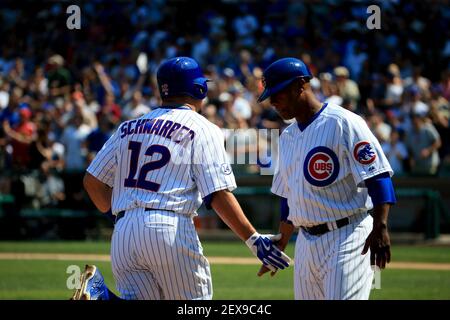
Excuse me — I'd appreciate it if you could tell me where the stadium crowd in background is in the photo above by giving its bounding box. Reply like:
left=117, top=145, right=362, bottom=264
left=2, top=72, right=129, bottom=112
left=0, top=0, right=449, bottom=211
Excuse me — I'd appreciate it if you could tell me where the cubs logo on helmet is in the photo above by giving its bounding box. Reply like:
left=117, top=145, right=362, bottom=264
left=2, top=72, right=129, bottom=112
left=303, top=146, right=340, bottom=187
left=161, top=84, right=169, bottom=96
left=353, top=141, right=376, bottom=165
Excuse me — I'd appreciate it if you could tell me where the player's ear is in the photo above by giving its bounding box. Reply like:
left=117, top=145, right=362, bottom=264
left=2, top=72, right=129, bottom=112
left=295, top=78, right=307, bottom=97
left=300, top=78, right=308, bottom=90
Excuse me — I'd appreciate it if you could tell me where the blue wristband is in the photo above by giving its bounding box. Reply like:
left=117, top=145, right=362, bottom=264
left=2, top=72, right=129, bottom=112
left=365, top=172, right=397, bottom=205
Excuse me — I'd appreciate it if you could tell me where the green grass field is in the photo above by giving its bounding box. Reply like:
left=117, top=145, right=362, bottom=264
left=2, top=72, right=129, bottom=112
left=0, top=241, right=449, bottom=300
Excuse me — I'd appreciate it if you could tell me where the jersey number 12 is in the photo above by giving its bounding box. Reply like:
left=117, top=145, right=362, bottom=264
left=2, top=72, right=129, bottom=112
left=124, top=141, right=171, bottom=192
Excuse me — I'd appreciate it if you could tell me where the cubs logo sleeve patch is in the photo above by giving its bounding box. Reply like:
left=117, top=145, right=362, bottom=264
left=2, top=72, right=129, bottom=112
left=343, top=116, right=393, bottom=186
left=353, top=141, right=377, bottom=165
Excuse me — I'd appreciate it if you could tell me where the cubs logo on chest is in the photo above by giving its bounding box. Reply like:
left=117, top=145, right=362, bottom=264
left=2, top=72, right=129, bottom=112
left=303, top=146, right=340, bottom=187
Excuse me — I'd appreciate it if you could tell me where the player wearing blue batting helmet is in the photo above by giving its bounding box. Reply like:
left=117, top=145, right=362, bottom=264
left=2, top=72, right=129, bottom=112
left=157, top=56, right=210, bottom=100
left=257, top=57, right=396, bottom=302
left=257, top=57, right=312, bottom=103
left=80, top=55, right=292, bottom=300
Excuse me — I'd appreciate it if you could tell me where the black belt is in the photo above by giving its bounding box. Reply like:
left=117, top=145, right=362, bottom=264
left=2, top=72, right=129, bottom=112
left=115, top=208, right=175, bottom=225
left=301, top=217, right=350, bottom=236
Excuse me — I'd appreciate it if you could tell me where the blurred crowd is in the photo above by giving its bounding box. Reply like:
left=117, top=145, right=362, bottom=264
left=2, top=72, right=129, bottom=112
left=0, top=0, right=449, bottom=210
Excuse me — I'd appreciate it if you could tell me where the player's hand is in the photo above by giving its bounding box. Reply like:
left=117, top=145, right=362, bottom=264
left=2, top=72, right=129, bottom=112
left=257, top=235, right=289, bottom=277
left=257, top=221, right=294, bottom=277
left=258, top=265, right=273, bottom=277
left=245, top=233, right=291, bottom=272
left=361, top=224, right=391, bottom=269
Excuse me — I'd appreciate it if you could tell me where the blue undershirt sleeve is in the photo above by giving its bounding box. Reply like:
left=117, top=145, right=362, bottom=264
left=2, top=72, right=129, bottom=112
left=280, top=197, right=293, bottom=224
left=203, top=193, right=214, bottom=210
left=365, top=172, right=397, bottom=205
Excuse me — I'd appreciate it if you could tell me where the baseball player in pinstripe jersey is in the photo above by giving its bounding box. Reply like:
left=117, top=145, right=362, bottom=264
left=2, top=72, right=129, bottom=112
left=71, top=57, right=290, bottom=300
left=256, top=58, right=397, bottom=300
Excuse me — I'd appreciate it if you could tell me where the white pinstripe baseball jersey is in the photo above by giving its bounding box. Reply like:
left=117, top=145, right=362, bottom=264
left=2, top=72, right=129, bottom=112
left=87, top=105, right=236, bottom=300
left=87, top=106, right=237, bottom=217
left=272, top=102, right=391, bottom=300
left=271, top=103, right=393, bottom=227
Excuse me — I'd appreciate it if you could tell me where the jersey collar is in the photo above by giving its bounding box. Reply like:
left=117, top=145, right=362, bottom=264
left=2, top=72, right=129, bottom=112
left=297, top=103, right=328, bottom=132
left=155, top=104, right=192, bottom=110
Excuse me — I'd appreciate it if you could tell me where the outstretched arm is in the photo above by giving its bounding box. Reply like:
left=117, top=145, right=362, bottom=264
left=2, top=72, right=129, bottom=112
left=210, top=189, right=256, bottom=241
left=210, top=189, right=291, bottom=272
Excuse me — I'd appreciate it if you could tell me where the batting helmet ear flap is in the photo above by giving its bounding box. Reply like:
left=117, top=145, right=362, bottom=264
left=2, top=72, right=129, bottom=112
left=192, top=82, right=208, bottom=99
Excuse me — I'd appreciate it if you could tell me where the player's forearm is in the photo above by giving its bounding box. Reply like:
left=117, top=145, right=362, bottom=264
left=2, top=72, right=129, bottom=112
left=371, top=203, right=390, bottom=229
left=278, top=221, right=295, bottom=250
left=83, top=172, right=112, bottom=213
left=211, top=190, right=256, bottom=241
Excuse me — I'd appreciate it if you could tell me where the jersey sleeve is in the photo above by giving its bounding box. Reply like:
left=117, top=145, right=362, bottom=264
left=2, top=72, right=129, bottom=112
left=341, top=115, right=393, bottom=187
left=191, top=124, right=237, bottom=198
left=271, top=170, right=289, bottom=198
left=270, top=137, right=289, bottom=198
left=86, top=128, right=120, bottom=188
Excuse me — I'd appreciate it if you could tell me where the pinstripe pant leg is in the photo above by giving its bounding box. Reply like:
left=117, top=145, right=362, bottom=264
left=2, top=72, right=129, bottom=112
left=111, top=215, right=139, bottom=299
left=294, top=229, right=325, bottom=300
left=295, top=275, right=325, bottom=300
left=121, top=270, right=163, bottom=300
left=324, top=215, right=374, bottom=300
left=167, top=216, right=212, bottom=300
left=143, top=212, right=212, bottom=300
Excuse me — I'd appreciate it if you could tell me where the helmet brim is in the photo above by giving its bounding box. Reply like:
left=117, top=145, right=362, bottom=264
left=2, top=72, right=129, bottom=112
left=257, top=76, right=310, bottom=102
left=257, top=77, right=298, bottom=103
left=193, top=77, right=212, bottom=85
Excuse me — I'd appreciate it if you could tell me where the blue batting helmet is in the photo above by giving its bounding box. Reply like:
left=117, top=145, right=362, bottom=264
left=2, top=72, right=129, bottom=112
left=257, top=57, right=312, bottom=102
left=157, top=57, right=210, bottom=100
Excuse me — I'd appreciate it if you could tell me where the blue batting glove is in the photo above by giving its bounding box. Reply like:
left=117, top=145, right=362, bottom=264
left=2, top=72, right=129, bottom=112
left=245, top=232, right=291, bottom=272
